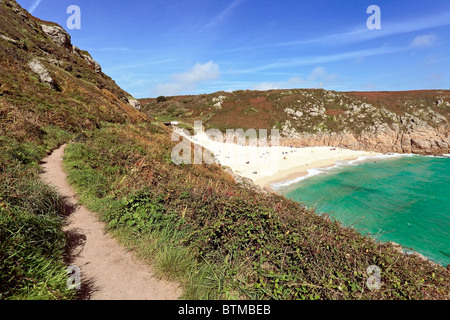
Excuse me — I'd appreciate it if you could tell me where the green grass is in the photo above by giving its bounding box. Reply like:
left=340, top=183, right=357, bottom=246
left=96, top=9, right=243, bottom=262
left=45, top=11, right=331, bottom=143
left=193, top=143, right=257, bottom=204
left=0, top=162, right=75, bottom=300
left=63, top=137, right=223, bottom=299
left=0, top=111, right=77, bottom=300
left=0, top=0, right=151, bottom=300
left=62, top=123, right=450, bottom=300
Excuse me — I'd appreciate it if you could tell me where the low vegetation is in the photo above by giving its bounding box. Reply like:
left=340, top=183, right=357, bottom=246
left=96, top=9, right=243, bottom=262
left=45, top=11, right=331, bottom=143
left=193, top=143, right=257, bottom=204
left=63, top=122, right=449, bottom=300
left=0, top=0, right=144, bottom=299
left=140, top=89, right=450, bottom=135
left=0, top=127, right=75, bottom=300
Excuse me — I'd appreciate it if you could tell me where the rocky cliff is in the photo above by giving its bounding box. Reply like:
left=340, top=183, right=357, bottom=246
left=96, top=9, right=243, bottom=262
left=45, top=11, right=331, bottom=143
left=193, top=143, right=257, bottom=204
left=141, top=89, right=450, bottom=156
left=279, top=91, right=450, bottom=155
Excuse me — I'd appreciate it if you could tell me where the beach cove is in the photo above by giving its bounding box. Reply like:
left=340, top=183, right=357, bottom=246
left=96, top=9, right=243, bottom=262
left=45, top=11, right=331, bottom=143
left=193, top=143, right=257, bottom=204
left=175, top=128, right=381, bottom=191
left=176, top=129, right=450, bottom=266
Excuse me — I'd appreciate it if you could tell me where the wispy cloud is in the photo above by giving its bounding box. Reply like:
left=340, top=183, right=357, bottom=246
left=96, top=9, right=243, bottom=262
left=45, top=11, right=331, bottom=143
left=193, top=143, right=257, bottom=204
left=203, top=0, right=244, bottom=30
left=228, top=46, right=404, bottom=74
left=281, top=11, right=450, bottom=47
left=28, top=0, right=43, bottom=14
left=224, top=10, right=450, bottom=53
left=153, top=61, right=220, bottom=96
left=104, top=59, right=177, bottom=72
left=409, top=33, right=439, bottom=48
left=251, top=66, right=338, bottom=91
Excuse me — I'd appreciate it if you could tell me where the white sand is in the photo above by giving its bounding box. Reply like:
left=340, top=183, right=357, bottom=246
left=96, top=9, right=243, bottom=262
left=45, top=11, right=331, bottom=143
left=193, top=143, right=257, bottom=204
left=175, top=129, right=380, bottom=190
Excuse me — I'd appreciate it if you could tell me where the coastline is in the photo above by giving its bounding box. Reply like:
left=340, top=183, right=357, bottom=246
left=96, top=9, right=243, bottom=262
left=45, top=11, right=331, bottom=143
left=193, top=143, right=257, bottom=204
left=257, top=152, right=419, bottom=192
left=175, top=129, right=450, bottom=267
left=255, top=155, right=363, bottom=192
left=175, top=129, right=380, bottom=192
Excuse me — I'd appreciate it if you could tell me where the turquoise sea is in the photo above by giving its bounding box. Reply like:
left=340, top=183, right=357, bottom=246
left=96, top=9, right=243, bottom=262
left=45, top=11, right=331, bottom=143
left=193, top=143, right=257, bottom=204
left=279, top=155, right=450, bottom=266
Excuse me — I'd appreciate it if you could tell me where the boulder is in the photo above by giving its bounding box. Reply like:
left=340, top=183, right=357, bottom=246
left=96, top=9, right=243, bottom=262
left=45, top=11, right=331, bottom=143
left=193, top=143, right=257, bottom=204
left=28, top=58, right=56, bottom=90
left=128, top=99, right=141, bottom=110
left=41, top=25, right=72, bottom=50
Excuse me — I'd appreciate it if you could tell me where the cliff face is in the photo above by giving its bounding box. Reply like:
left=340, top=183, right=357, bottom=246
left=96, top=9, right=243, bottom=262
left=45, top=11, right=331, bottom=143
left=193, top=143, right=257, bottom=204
left=279, top=91, right=450, bottom=155
left=142, top=89, right=450, bottom=156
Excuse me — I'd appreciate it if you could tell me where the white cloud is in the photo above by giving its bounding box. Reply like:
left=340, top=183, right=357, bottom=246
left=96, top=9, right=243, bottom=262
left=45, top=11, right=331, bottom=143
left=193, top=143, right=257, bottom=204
left=410, top=34, right=439, bottom=48
left=171, top=61, right=220, bottom=83
left=153, top=61, right=220, bottom=96
left=252, top=82, right=282, bottom=91
left=308, top=66, right=337, bottom=82
left=251, top=66, right=337, bottom=90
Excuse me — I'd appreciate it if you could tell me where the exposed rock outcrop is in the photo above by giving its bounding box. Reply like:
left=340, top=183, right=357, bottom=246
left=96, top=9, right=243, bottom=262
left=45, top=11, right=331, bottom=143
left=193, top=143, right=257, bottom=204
left=28, top=58, right=57, bottom=90
left=40, top=25, right=103, bottom=74
left=0, top=34, right=17, bottom=44
left=280, top=127, right=450, bottom=156
left=72, top=46, right=102, bottom=73
left=278, top=93, right=450, bottom=155
left=41, top=25, right=72, bottom=50
left=128, top=99, right=141, bottom=110
left=212, top=95, right=226, bottom=110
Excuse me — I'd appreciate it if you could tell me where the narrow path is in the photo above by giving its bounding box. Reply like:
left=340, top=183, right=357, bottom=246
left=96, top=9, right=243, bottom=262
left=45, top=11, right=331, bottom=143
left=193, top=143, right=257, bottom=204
left=40, top=144, right=182, bottom=300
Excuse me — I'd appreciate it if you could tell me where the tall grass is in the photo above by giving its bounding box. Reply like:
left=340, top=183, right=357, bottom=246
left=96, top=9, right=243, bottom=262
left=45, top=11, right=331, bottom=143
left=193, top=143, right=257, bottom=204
left=0, top=162, right=75, bottom=300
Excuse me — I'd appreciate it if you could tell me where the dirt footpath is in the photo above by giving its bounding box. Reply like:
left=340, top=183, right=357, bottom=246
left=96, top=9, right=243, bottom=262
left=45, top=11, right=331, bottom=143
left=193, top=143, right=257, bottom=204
left=40, top=144, right=181, bottom=300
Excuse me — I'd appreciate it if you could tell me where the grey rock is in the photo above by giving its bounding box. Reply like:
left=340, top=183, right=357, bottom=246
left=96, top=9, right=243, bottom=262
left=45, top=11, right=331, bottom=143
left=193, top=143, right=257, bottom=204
left=48, top=58, right=62, bottom=67
left=82, top=53, right=102, bottom=73
left=41, top=24, right=72, bottom=49
left=0, top=34, right=17, bottom=43
left=28, top=58, right=56, bottom=89
left=129, top=99, right=141, bottom=110
left=72, top=45, right=102, bottom=73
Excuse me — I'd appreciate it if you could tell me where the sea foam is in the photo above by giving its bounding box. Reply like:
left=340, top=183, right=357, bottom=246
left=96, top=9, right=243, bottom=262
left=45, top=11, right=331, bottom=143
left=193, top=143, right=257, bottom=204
left=272, top=153, right=415, bottom=190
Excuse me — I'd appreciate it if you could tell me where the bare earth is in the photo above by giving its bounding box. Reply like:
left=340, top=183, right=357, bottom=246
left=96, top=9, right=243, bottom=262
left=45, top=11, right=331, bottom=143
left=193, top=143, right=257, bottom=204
left=40, top=144, right=182, bottom=300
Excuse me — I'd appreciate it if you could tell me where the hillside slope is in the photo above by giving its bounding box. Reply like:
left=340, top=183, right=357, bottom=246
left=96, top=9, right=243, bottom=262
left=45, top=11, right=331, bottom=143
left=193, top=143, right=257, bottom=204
left=141, top=89, right=450, bottom=155
left=0, top=0, right=148, bottom=299
left=0, top=0, right=146, bottom=154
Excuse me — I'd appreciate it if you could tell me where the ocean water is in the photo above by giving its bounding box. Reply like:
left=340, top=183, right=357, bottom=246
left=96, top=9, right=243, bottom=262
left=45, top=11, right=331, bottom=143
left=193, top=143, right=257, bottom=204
left=282, top=155, right=450, bottom=266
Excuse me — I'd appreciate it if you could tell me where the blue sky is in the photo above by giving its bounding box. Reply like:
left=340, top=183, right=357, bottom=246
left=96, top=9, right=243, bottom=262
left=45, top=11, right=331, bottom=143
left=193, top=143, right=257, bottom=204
left=17, top=0, right=450, bottom=98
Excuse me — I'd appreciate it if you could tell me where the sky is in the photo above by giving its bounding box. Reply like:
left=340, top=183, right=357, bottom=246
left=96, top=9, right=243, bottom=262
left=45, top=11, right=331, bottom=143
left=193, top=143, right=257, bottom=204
left=16, top=0, right=450, bottom=98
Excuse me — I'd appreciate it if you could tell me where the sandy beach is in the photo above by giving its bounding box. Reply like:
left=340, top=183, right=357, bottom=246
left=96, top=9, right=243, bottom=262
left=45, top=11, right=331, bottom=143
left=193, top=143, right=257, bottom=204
left=176, top=129, right=380, bottom=191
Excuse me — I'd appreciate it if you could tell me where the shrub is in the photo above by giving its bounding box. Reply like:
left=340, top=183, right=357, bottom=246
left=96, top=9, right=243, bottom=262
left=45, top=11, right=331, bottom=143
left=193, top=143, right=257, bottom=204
left=157, top=96, right=167, bottom=103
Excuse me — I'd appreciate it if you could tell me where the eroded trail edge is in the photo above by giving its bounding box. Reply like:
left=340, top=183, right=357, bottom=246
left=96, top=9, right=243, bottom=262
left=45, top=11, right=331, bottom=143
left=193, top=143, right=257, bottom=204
left=40, top=144, right=181, bottom=300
